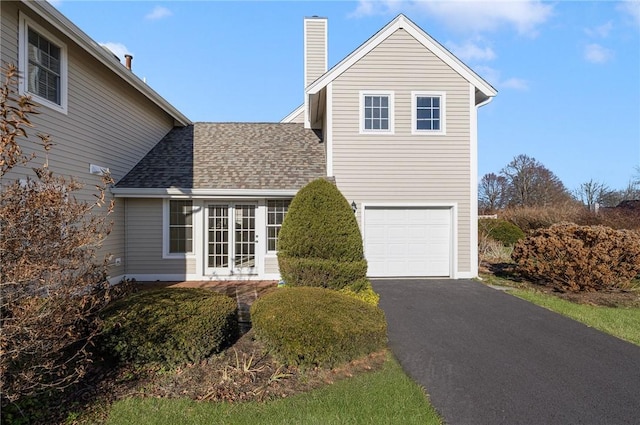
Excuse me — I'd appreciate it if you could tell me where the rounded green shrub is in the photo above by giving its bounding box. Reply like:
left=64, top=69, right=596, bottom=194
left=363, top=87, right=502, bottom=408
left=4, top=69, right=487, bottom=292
left=250, top=287, right=387, bottom=368
left=479, top=218, right=525, bottom=246
left=278, top=178, right=367, bottom=288
left=99, top=288, right=238, bottom=366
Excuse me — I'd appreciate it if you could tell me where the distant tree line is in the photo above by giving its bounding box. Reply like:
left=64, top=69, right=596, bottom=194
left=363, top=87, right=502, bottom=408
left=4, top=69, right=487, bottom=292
left=479, top=155, right=640, bottom=214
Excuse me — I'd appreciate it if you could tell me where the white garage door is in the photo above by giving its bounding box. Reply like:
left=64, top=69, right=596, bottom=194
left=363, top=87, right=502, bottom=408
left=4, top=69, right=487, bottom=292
left=364, top=207, right=451, bottom=277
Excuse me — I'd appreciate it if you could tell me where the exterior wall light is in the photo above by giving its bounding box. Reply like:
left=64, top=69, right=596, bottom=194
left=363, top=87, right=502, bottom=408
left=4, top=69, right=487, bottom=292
left=351, top=201, right=357, bottom=213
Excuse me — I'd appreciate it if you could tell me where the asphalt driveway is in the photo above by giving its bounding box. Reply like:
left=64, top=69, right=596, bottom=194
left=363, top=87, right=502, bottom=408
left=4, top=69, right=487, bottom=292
left=371, top=279, right=640, bottom=425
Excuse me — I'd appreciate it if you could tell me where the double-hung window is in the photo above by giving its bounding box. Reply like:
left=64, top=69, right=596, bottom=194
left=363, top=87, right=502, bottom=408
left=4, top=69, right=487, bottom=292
left=168, top=200, right=193, bottom=254
left=412, top=92, right=446, bottom=134
left=360, top=91, right=394, bottom=133
left=19, top=14, right=68, bottom=113
left=266, top=200, right=290, bottom=252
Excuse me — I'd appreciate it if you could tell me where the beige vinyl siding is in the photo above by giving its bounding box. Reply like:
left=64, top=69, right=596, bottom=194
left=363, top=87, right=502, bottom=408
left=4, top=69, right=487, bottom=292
left=125, top=199, right=196, bottom=275
left=331, top=29, right=473, bottom=273
left=264, top=255, right=279, bottom=275
left=1, top=3, right=177, bottom=278
left=304, top=18, right=326, bottom=87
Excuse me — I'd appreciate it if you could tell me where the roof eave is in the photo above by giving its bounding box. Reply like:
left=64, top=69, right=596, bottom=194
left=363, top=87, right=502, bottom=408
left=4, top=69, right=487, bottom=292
left=21, top=0, right=191, bottom=127
left=111, top=187, right=300, bottom=198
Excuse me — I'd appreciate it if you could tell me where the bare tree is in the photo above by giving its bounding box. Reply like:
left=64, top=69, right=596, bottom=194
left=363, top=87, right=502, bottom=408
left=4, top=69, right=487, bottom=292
left=479, top=172, right=508, bottom=213
left=0, top=64, right=117, bottom=406
left=575, top=179, right=611, bottom=210
left=501, top=154, right=571, bottom=207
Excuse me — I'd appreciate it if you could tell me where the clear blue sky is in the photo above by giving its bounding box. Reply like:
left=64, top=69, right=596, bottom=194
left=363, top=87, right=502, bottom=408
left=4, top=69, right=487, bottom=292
left=51, top=0, right=640, bottom=192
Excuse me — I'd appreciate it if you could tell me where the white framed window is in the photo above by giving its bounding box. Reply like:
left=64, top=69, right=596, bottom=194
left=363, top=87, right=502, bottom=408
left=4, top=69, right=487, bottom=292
left=360, top=91, right=394, bottom=134
left=412, top=91, right=446, bottom=135
left=18, top=13, right=68, bottom=114
left=266, top=199, right=290, bottom=252
left=164, top=199, right=194, bottom=257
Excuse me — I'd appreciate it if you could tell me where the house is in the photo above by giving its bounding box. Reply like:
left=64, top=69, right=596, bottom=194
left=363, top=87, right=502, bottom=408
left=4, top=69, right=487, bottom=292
left=3, top=2, right=496, bottom=282
left=0, top=0, right=190, bottom=283
left=113, top=14, right=496, bottom=281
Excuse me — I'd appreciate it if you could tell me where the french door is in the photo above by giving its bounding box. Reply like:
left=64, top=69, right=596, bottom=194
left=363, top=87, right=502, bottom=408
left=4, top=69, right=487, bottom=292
left=205, top=204, right=257, bottom=275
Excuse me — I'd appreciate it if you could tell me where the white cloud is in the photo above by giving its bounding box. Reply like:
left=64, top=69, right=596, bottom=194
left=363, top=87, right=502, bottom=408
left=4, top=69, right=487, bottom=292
left=100, top=42, right=132, bottom=62
left=585, top=21, right=613, bottom=38
left=145, top=5, right=172, bottom=21
left=617, top=0, right=640, bottom=27
left=350, top=0, right=553, bottom=36
left=447, top=40, right=496, bottom=61
left=501, top=77, right=529, bottom=90
left=475, top=65, right=528, bottom=90
left=584, top=43, right=613, bottom=64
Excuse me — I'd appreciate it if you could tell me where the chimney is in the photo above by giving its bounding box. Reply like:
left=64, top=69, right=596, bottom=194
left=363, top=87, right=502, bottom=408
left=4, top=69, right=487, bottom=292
left=304, top=16, right=327, bottom=88
left=124, top=54, right=133, bottom=70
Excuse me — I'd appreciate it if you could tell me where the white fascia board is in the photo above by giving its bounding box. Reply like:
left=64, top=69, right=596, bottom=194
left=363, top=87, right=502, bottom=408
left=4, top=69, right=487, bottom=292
left=111, top=187, right=299, bottom=198
left=281, top=104, right=304, bottom=123
left=20, top=0, right=191, bottom=126
left=305, top=14, right=497, bottom=100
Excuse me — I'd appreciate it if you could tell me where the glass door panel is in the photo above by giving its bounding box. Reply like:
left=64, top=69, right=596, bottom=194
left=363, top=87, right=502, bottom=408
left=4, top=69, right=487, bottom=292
left=234, top=205, right=256, bottom=270
left=207, top=205, right=229, bottom=269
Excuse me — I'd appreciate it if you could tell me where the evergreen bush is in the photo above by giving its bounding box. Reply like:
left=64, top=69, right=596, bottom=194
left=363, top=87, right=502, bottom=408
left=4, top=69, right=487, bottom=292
left=250, top=287, right=387, bottom=368
left=278, top=178, right=367, bottom=288
left=478, top=218, right=525, bottom=246
left=100, top=288, right=238, bottom=366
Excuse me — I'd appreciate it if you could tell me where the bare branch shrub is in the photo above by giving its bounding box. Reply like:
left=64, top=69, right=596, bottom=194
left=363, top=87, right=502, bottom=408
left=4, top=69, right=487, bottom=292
left=511, top=223, right=640, bottom=292
left=0, top=64, right=116, bottom=405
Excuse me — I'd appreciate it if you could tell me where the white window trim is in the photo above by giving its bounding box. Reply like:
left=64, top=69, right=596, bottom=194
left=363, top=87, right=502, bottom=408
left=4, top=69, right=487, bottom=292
left=162, top=199, right=196, bottom=259
left=18, top=12, right=68, bottom=114
left=411, top=91, right=446, bottom=135
left=265, top=199, right=291, bottom=254
left=359, top=91, right=395, bottom=134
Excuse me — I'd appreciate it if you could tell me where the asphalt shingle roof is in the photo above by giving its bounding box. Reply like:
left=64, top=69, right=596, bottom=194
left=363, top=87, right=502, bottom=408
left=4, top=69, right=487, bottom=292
left=116, top=123, right=326, bottom=190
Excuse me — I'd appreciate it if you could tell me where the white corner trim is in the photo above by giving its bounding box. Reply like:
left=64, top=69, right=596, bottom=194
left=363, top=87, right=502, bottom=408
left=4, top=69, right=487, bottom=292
left=326, top=82, right=334, bottom=176
left=469, top=83, right=482, bottom=279
left=18, top=11, right=68, bottom=115
left=411, top=91, right=447, bottom=135
left=359, top=91, right=395, bottom=135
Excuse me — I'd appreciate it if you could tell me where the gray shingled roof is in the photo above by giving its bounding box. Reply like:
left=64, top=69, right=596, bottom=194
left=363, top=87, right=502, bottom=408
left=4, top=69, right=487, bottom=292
left=116, top=123, right=326, bottom=190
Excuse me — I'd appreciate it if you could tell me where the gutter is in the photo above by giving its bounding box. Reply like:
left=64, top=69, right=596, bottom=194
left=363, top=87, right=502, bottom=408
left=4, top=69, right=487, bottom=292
left=111, top=188, right=299, bottom=198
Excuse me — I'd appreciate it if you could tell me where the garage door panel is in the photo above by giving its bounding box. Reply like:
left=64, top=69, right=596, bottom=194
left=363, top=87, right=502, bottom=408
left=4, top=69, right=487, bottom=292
left=365, top=207, right=451, bottom=278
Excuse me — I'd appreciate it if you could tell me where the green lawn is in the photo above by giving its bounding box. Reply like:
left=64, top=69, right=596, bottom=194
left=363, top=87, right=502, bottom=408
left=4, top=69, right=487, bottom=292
left=105, top=356, right=442, bottom=425
left=510, top=289, right=640, bottom=346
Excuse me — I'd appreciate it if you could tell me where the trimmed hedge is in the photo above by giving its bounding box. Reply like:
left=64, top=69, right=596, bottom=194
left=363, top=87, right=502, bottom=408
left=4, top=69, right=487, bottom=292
left=478, top=218, right=525, bottom=246
left=278, top=179, right=367, bottom=289
left=278, top=178, right=364, bottom=262
left=250, top=287, right=387, bottom=368
left=99, top=288, right=238, bottom=366
left=512, top=223, right=640, bottom=292
left=277, top=256, right=368, bottom=290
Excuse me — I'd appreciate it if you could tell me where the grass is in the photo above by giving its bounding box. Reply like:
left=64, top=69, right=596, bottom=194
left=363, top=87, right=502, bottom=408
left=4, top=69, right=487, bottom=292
left=105, top=356, right=442, bottom=425
left=509, top=289, right=640, bottom=346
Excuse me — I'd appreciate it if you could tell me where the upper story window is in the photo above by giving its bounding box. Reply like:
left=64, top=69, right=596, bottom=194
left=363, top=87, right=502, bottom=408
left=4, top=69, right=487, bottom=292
left=360, top=91, right=394, bottom=134
left=412, top=92, right=446, bottom=135
left=267, top=199, right=290, bottom=252
left=168, top=200, right=193, bottom=254
left=19, top=14, right=68, bottom=114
